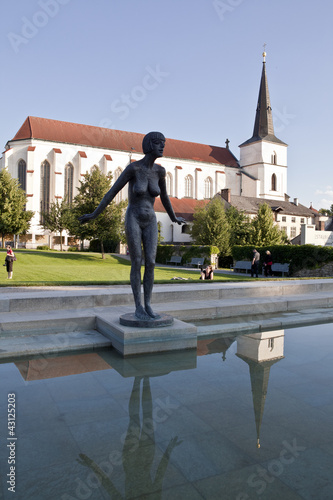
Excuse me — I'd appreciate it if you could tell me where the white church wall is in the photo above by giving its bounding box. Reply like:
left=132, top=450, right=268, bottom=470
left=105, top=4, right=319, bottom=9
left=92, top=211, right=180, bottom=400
left=156, top=212, right=191, bottom=244
left=239, top=141, right=263, bottom=167
left=261, top=141, right=287, bottom=167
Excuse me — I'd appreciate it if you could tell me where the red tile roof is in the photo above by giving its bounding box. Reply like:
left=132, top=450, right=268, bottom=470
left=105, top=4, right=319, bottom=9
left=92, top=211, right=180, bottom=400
left=11, top=116, right=239, bottom=167
left=154, top=196, right=209, bottom=221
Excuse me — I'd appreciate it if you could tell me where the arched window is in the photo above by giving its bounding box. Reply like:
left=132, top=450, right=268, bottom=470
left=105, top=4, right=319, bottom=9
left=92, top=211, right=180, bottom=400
left=166, top=172, right=173, bottom=196
left=18, top=159, right=26, bottom=192
left=271, top=152, right=277, bottom=165
left=204, top=177, right=213, bottom=199
left=64, top=163, right=74, bottom=204
left=185, top=175, right=193, bottom=198
left=40, top=160, right=50, bottom=223
left=271, top=173, right=277, bottom=191
left=114, top=167, right=123, bottom=203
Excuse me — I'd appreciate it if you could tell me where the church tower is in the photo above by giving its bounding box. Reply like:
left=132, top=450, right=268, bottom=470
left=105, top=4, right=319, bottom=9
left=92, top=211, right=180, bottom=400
left=239, top=51, right=288, bottom=201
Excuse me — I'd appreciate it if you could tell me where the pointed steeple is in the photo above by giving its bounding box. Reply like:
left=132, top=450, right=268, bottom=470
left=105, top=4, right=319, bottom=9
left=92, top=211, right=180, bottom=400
left=240, top=51, right=286, bottom=147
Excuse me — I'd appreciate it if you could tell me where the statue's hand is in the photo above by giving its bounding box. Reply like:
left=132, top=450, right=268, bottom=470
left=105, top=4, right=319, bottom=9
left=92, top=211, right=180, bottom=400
left=175, top=216, right=186, bottom=225
left=78, top=213, right=95, bottom=224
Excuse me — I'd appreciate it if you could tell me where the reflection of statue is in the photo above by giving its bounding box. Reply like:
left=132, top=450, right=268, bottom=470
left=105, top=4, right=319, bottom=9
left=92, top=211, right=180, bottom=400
left=78, top=376, right=182, bottom=498
left=79, top=132, right=185, bottom=321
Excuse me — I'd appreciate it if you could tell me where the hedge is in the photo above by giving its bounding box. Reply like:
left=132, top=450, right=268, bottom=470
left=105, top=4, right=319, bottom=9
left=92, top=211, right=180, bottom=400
left=232, top=244, right=333, bottom=274
left=156, top=245, right=219, bottom=265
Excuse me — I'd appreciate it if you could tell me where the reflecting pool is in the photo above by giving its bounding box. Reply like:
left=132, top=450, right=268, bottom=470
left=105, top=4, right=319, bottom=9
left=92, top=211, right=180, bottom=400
left=0, top=322, right=333, bottom=499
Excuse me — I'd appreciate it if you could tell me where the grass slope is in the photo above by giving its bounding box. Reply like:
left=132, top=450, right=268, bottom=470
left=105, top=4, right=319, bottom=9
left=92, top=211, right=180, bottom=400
left=0, top=250, right=251, bottom=286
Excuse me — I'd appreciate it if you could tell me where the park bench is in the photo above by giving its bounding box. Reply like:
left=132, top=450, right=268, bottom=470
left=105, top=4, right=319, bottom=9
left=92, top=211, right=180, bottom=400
left=186, top=257, right=205, bottom=268
left=231, top=261, right=252, bottom=274
left=166, top=255, right=182, bottom=266
left=271, top=263, right=290, bottom=277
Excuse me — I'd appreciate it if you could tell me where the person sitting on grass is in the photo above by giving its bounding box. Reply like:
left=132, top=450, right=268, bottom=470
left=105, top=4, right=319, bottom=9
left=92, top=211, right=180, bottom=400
left=200, top=265, right=214, bottom=280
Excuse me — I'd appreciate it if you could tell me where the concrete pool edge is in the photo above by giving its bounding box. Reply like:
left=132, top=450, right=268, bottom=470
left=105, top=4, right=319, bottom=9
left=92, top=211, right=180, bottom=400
left=1, top=279, right=333, bottom=358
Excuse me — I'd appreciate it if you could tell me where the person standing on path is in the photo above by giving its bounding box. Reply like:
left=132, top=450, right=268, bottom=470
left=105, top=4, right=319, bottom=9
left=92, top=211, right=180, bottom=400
left=251, top=248, right=260, bottom=278
left=263, top=250, right=273, bottom=277
left=4, top=245, right=15, bottom=279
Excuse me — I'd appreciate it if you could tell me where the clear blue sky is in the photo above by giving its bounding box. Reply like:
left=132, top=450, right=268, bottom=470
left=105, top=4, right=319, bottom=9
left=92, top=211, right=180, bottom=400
left=1, top=0, right=332, bottom=209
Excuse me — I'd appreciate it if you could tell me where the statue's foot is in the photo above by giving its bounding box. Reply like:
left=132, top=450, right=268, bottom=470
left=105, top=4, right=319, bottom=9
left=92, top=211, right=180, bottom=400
left=135, top=305, right=152, bottom=321
left=145, top=305, right=161, bottom=319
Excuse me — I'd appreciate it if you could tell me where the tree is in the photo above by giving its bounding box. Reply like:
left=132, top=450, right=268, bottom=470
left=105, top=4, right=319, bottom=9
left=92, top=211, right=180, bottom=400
left=319, top=205, right=333, bottom=216
left=249, top=203, right=287, bottom=246
left=0, top=169, right=34, bottom=247
left=225, top=206, right=252, bottom=246
left=67, top=167, right=126, bottom=258
left=190, top=197, right=230, bottom=255
left=40, top=198, right=71, bottom=251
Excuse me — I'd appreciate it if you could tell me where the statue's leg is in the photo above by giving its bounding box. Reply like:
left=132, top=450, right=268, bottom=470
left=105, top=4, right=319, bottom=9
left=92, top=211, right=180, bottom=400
left=126, top=214, right=151, bottom=320
left=142, top=220, right=160, bottom=319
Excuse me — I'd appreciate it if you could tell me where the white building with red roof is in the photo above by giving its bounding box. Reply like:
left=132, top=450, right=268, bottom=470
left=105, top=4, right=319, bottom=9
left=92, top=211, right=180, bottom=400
left=0, top=52, right=315, bottom=247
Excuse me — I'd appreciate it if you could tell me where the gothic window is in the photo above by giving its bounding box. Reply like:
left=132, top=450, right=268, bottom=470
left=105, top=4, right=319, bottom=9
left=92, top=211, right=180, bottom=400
left=64, top=163, right=74, bottom=204
left=271, top=173, right=277, bottom=191
left=204, top=177, right=213, bottom=199
left=166, top=172, right=173, bottom=196
left=40, top=160, right=50, bottom=223
left=114, top=167, right=123, bottom=203
left=18, top=159, right=26, bottom=192
left=185, top=175, right=193, bottom=198
left=271, top=152, right=277, bottom=164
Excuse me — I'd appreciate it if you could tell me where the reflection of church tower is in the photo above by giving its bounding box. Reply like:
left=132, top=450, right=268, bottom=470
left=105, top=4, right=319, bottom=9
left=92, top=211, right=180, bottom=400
left=236, top=330, right=284, bottom=448
left=239, top=51, right=288, bottom=201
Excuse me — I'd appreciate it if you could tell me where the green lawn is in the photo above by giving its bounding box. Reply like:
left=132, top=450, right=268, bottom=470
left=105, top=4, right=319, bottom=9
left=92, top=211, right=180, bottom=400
left=0, top=249, right=252, bottom=286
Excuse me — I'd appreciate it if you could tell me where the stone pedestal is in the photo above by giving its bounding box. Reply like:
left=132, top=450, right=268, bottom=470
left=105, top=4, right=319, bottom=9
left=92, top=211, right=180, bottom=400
left=96, top=310, right=197, bottom=357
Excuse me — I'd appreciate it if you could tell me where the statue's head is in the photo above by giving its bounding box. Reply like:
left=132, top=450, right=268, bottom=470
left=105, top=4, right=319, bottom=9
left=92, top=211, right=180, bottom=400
left=142, top=131, right=165, bottom=154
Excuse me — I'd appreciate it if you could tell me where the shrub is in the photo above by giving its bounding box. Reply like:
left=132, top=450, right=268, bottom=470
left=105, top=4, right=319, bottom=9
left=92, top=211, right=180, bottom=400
left=37, top=245, right=51, bottom=251
left=156, top=244, right=219, bottom=265
left=232, top=244, right=333, bottom=275
left=89, top=239, right=119, bottom=253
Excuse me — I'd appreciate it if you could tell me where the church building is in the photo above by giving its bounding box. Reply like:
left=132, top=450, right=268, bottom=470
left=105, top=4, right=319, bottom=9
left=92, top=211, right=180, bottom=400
left=0, top=52, right=314, bottom=248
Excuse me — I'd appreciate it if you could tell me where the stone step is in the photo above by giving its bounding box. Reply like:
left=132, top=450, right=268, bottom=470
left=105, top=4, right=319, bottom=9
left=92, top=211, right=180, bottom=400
left=0, top=308, right=96, bottom=337
left=1, top=279, right=333, bottom=314
left=1, top=288, right=333, bottom=340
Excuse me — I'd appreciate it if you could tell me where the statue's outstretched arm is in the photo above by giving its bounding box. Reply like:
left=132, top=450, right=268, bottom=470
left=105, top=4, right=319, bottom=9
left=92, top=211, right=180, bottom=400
left=159, top=168, right=185, bottom=225
left=79, top=165, right=133, bottom=223
left=77, top=453, right=123, bottom=499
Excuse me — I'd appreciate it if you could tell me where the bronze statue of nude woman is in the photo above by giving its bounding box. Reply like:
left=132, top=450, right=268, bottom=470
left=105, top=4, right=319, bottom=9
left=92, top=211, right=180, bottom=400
left=79, top=132, right=185, bottom=321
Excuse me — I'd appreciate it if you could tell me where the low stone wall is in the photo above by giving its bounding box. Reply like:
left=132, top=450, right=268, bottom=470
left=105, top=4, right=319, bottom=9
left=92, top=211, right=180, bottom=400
left=293, top=262, right=333, bottom=278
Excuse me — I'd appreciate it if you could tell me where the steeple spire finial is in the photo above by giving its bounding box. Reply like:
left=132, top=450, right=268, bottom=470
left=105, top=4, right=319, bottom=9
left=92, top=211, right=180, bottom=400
left=262, top=43, right=267, bottom=62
